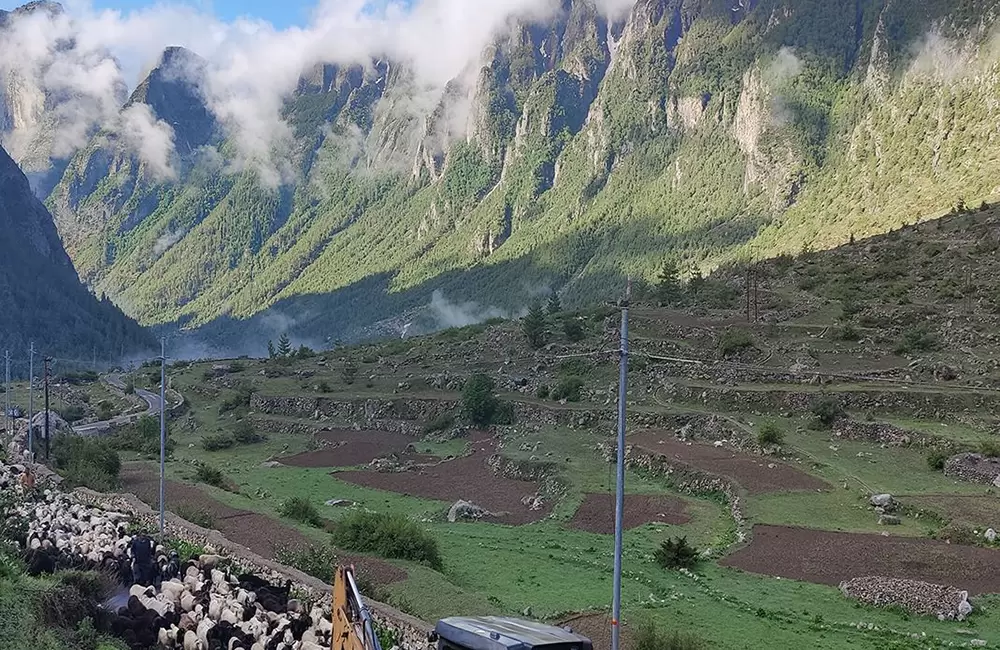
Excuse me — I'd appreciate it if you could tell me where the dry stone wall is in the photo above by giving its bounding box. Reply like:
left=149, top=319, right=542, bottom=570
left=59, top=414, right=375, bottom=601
left=944, top=453, right=1000, bottom=486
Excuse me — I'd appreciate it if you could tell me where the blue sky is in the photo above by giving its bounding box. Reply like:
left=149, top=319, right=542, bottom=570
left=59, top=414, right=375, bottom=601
left=0, top=0, right=321, bottom=29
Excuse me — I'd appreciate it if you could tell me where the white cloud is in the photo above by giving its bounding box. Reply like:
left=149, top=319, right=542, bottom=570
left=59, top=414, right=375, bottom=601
left=118, top=103, right=177, bottom=180
left=0, top=0, right=598, bottom=180
left=764, top=46, right=803, bottom=86
left=152, top=224, right=185, bottom=256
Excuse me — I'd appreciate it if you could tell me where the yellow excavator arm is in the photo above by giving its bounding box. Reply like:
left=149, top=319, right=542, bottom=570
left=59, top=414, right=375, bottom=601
left=332, top=565, right=384, bottom=650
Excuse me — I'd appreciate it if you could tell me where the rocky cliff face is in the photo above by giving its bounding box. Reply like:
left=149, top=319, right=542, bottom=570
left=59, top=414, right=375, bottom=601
left=0, top=143, right=152, bottom=362
left=22, top=0, right=1000, bottom=348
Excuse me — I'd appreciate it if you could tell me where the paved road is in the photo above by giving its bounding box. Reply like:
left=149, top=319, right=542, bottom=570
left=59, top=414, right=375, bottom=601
left=72, top=374, right=162, bottom=436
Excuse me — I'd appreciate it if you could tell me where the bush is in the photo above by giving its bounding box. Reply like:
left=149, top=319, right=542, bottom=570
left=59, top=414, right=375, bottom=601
left=810, top=398, right=845, bottom=429
left=980, top=440, right=1000, bottom=458
left=462, top=374, right=498, bottom=427
left=173, top=505, right=215, bottom=530
left=757, top=422, right=784, bottom=447
left=57, top=405, right=86, bottom=423
left=717, top=329, right=753, bottom=358
left=558, top=358, right=590, bottom=376
left=95, top=401, right=114, bottom=421
left=219, top=385, right=253, bottom=414
left=926, top=450, right=949, bottom=471
left=108, top=415, right=174, bottom=456
left=341, top=362, right=358, bottom=385
left=562, top=320, right=585, bottom=342
left=550, top=376, right=585, bottom=402
left=831, top=324, right=861, bottom=342
left=194, top=463, right=227, bottom=489
left=422, top=412, right=455, bottom=435
left=232, top=420, right=266, bottom=444
left=202, top=433, right=235, bottom=451
left=279, top=497, right=324, bottom=528
left=634, top=621, right=705, bottom=650
left=275, top=543, right=337, bottom=583
left=654, top=537, right=699, bottom=570
left=535, top=384, right=550, bottom=399
left=895, top=326, right=941, bottom=355
left=51, top=435, right=121, bottom=491
left=332, top=511, right=443, bottom=571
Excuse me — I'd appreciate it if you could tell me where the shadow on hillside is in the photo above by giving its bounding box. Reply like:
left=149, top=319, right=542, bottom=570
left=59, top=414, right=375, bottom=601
left=186, top=216, right=766, bottom=356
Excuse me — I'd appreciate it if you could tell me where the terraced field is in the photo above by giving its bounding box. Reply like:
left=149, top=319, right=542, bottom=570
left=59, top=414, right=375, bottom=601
left=107, top=213, right=1000, bottom=649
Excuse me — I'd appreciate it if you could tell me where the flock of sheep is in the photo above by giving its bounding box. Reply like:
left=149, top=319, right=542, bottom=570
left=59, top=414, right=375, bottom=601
left=1, top=461, right=339, bottom=650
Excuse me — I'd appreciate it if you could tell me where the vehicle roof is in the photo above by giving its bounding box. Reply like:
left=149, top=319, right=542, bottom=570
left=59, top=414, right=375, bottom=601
left=436, top=616, right=592, bottom=650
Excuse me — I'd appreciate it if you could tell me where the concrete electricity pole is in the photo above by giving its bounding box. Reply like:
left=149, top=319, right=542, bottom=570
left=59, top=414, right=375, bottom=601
left=159, top=337, right=167, bottom=537
left=3, top=350, right=9, bottom=446
left=43, top=357, right=51, bottom=461
left=611, top=280, right=631, bottom=650
left=27, top=341, right=35, bottom=461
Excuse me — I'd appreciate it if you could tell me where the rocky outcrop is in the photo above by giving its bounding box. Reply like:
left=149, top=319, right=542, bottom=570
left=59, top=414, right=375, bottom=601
left=943, top=453, right=1000, bottom=486
left=840, top=577, right=973, bottom=621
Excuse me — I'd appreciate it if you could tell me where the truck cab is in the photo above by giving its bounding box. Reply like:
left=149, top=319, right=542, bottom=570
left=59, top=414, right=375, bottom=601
left=433, top=616, right=593, bottom=650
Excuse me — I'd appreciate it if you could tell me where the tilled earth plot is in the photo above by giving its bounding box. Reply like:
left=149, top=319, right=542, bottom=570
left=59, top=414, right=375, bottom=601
left=337, top=439, right=550, bottom=524
left=120, top=464, right=406, bottom=585
left=568, top=494, right=691, bottom=534
left=630, top=432, right=828, bottom=494
left=722, top=525, right=1000, bottom=594
left=278, top=430, right=415, bottom=467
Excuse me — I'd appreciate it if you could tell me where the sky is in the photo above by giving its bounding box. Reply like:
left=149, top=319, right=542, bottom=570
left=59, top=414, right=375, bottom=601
left=0, top=0, right=321, bottom=29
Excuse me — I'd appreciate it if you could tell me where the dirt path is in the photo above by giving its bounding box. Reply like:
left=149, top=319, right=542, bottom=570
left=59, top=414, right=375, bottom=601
left=120, top=463, right=406, bottom=586
left=722, top=524, right=1000, bottom=594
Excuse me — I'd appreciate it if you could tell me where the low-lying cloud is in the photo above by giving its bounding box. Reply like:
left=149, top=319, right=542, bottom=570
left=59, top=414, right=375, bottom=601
left=428, top=289, right=511, bottom=329
left=0, top=0, right=640, bottom=181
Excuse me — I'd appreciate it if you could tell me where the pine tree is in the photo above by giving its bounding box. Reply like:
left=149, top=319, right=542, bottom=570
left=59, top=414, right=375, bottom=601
left=523, top=303, right=547, bottom=348
left=277, top=333, right=292, bottom=357
left=657, top=260, right=683, bottom=306
left=547, top=292, right=562, bottom=315
left=267, top=340, right=276, bottom=359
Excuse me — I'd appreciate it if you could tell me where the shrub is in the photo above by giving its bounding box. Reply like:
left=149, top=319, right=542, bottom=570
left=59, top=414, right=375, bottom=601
left=654, top=537, right=699, bottom=570
left=219, top=385, right=253, bottom=414
left=810, top=398, right=845, bottom=429
left=895, top=326, right=941, bottom=355
left=317, top=381, right=331, bottom=393
left=717, top=329, right=753, bottom=358
left=926, top=450, right=949, bottom=471
left=279, top=497, right=324, bottom=528
left=422, top=412, right=455, bottom=435
left=341, top=362, right=359, bottom=385
left=57, top=405, right=86, bottom=423
left=634, top=621, right=705, bottom=650
left=232, top=420, right=266, bottom=444
left=831, top=324, right=861, bottom=342
left=95, top=401, right=114, bottom=421
left=535, top=384, right=550, bottom=399
left=558, top=358, right=590, bottom=376
left=980, top=441, right=1000, bottom=458
left=563, top=320, right=585, bottom=342
left=51, top=435, right=121, bottom=491
left=108, top=415, right=174, bottom=456
left=462, top=374, right=498, bottom=427
left=332, top=511, right=443, bottom=570
left=275, top=543, right=337, bottom=583
left=757, top=422, right=784, bottom=447
left=551, top=376, right=585, bottom=402
left=202, top=433, right=235, bottom=451
left=174, top=505, right=215, bottom=530
left=194, top=463, right=227, bottom=489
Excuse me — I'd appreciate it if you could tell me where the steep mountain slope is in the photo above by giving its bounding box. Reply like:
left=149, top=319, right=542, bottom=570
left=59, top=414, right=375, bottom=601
left=35, top=0, right=1000, bottom=347
left=0, top=143, right=152, bottom=364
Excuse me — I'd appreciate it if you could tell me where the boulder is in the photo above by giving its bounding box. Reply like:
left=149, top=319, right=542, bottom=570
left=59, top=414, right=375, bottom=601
left=870, top=494, right=896, bottom=511
left=447, top=500, right=491, bottom=523
left=878, top=515, right=901, bottom=526
left=986, top=528, right=997, bottom=543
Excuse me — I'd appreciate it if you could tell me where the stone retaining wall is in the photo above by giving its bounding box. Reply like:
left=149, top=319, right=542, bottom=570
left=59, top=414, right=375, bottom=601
left=944, top=453, right=1000, bottom=486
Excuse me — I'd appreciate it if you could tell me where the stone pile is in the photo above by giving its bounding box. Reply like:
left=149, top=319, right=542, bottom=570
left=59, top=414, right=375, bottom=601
left=840, top=577, right=973, bottom=621
left=943, top=453, right=1000, bottom=486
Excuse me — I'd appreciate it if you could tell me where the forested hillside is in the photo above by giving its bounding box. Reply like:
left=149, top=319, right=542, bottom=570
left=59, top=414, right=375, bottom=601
left=11, top=0, right=1000, bottom=348
left=0, top=144, right=153, bottom=366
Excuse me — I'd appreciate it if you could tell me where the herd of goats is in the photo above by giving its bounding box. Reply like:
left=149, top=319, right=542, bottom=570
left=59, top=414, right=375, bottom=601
left=1, top=461, right=339, bottom=650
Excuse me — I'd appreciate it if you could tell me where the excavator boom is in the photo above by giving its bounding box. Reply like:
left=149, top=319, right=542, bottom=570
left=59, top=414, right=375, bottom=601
left=332, top=565, right=383, bottom=650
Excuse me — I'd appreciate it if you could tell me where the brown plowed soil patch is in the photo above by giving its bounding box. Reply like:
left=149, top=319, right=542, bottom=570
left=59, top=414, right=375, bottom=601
left=337, top=438, right=550, bottom=525
left=631, top=432, right=828, bottom=494
left=568, top=494, right=691, bottom=534
left=120, top=463, right=405, bottom=586
left=722, top=524, right=1000, bottom=594
left=278, top=430, right=414, bottom=467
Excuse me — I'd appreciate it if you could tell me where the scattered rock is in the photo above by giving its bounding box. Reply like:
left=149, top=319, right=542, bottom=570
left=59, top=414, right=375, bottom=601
left=878, top=515, right=901, bottom=526
left=986, top=529, right=997, bottom=543
left=840, top=577, right=973, bottom=621
left=324, top=499, right=355, bottom=507
left=447, top=500, right=492, bottom=523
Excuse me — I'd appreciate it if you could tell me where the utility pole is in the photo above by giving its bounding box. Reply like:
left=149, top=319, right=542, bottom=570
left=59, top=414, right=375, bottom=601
left=611, top=279, right=631, bottom=650
left=27, top=341, right=34, bottom=461
left=159, top=337, right=167, bottom=537
left=3, top=350, right=9, bottom=448
left=745, top=268, right=752, bottom=323
left=43, top=357, right=51, bottom=461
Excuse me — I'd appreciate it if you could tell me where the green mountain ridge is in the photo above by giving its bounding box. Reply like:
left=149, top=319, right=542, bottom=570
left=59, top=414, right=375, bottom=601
left=18, top=0, right=1000, bottom=349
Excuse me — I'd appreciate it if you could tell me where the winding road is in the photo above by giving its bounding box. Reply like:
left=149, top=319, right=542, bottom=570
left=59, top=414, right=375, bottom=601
left=72, top=374, right=163, bottom=436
